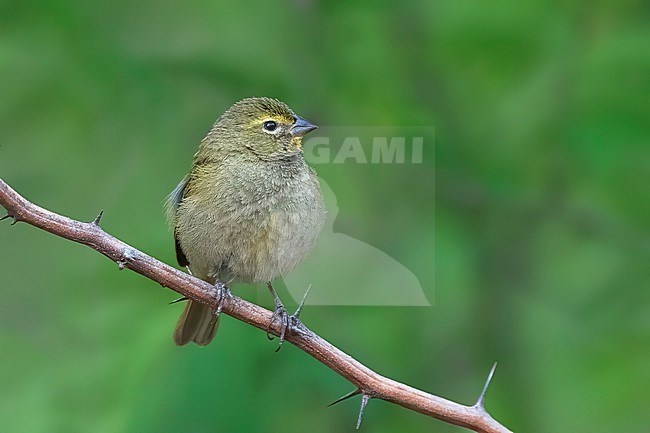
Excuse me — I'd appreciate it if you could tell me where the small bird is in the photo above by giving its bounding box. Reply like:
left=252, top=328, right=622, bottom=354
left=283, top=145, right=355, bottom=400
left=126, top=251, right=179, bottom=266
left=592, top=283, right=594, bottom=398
left=166, top=97, right=325, bottom=346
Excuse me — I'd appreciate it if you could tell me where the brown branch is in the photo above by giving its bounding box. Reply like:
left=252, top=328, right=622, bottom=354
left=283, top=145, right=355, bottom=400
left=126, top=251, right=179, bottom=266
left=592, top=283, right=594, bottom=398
left=0, top=178, right=512, bottom=433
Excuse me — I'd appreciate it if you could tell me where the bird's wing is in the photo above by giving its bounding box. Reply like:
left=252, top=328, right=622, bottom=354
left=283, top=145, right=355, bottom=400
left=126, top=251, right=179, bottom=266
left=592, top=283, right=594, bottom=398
left=165, top=175, right=188, bottom=224
left=165, top=176, right=190, bottom=268
left=174, top=227, right=189, bottom=268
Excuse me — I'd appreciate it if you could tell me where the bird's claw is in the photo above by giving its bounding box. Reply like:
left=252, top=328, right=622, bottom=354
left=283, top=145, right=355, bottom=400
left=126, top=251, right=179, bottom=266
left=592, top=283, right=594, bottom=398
left=266, top=283, right=311, bottom=352
left=267, top=303, right=303, bottom=352
left=210, top=280, right=230, bottom=318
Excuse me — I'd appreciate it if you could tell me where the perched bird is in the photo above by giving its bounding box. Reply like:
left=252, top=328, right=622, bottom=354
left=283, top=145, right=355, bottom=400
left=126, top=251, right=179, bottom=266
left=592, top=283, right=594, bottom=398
left=166, top=97, right=325, bottom=346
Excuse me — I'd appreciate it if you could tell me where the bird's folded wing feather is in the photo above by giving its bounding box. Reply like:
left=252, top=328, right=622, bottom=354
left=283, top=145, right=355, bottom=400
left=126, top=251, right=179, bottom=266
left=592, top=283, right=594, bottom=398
left=165, top=175, right=190, bottom=267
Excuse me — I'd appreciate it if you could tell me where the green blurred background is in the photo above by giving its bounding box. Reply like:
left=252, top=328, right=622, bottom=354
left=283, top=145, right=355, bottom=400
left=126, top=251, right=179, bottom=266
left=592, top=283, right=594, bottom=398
left=1, top=1, right=648, bottom=432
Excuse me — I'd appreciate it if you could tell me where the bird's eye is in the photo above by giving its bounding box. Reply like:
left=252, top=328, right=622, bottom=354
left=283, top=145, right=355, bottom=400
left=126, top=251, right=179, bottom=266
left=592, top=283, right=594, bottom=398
left=263, top=120, right=277, bottom=132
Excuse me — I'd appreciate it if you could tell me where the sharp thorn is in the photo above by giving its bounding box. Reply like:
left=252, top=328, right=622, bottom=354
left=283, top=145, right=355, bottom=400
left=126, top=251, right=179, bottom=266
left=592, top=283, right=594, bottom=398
left=356, top=393, right=371, bottom=429
left=2, top=214, right=18, bottom=225
left=169, top=297, right=188, bottom=305
left=327, top=388, right=361, bottom=407
left=475, top=361, right=498, bottom=410
left=92, top=210, right=104, bottom=225
left=293, top=284, right=312, bottom=319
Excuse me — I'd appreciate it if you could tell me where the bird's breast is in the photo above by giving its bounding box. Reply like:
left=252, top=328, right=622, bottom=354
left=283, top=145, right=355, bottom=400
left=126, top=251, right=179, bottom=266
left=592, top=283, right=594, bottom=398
left=178, top=160, right=325, bottom=283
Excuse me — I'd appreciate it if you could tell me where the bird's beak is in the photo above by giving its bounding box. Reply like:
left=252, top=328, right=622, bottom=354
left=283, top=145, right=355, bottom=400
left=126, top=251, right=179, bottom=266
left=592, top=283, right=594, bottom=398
left=290, top=116, right=318, bottom=137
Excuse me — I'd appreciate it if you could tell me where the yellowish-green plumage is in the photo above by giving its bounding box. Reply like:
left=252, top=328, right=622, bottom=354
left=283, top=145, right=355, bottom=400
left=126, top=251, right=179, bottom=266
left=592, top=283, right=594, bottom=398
left=166, top=97, right=325, bottom=346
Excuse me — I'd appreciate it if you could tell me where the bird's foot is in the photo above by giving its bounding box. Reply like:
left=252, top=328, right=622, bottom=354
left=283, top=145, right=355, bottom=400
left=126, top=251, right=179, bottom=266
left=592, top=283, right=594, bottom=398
left=210, top=279, right=231, bottom=318
left=266, top=283, right=311, bottom=352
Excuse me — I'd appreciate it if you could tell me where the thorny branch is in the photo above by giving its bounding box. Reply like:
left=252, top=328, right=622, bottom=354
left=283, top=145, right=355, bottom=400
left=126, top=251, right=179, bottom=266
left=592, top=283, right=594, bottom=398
left=0, top=178, right=512, bottom=433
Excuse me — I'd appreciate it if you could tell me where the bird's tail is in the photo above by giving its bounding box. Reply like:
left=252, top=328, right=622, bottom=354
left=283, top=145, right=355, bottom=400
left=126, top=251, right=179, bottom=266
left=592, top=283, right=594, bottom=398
left=173, top=300, right=219, bottom=346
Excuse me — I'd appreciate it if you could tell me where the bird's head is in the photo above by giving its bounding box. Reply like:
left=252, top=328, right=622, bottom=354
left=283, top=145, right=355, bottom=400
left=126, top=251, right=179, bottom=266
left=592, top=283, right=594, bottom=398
left=205, top=97, right=318, bottom=161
